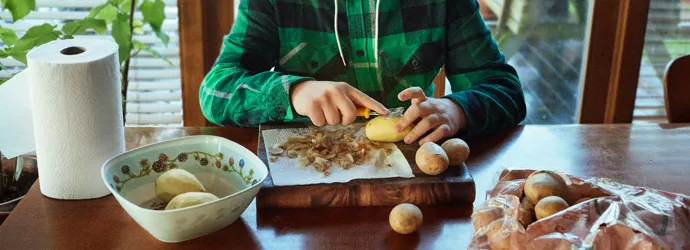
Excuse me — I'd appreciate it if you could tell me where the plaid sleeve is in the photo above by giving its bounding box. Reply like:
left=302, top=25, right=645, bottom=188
left=199, top=0, right=313, bottom=127
left=442, top=0, right=526, bottom=138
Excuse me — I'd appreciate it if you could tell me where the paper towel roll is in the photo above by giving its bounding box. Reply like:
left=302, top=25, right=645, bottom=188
left=27, top=38, right=125, bottom=200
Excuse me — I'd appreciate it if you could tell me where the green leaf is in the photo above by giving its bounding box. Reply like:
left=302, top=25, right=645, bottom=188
left=141, top=46, right=172, bottom=66
left=6, top=47, right=28, bottom=64
left=120, top=0, right=133, bottom=13
left=133, top=19, right=144, bottom=28
left=1, top=0, right=35, bottom=22
left=95, top=5, right=119, bottom=24
left=61, top=22, right=79, bottom=39
left=0, top=25, right=18, bottom=46
left=154, top=30, right=169, bottom=46
left=140, top=0, right=165, bottom=32
left=62, top=19, right=107, bottom=37
left=109, top=0, right=127, bottom=5
left=132, top=39, right=146, bottom=50
left=112, top=13, right=132, bottom=64
left=87, top=3, right=108, bottom=19
left=7, top=23, right=60, bottom=64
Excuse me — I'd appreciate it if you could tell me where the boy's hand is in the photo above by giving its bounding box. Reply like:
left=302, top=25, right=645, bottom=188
left=291, top=80, right=389, bottom=126
left=395, top=87, right=467, bottom=145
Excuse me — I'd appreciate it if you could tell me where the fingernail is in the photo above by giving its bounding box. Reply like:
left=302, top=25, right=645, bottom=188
left=395, top=125, right=401, bottom=132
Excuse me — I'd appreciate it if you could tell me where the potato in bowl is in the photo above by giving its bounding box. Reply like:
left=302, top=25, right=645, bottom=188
left=101, top=135, right=268, bottom=243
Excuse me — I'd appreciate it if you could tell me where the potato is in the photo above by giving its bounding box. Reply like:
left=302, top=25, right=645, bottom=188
left=155, top=169, right=206, bottom=202
left=441, top=138, right=470, bottom=166
left=519, top=197, right=535, bottom=227
left=164, top=192, right=219, bottom=210
left=521, top=196, right=535, bottom=210
left=524, top=171, right=569, bottom=204
left=415, top=142, right=449, bottom=175
left=473, top=206, right=504, bottom=230
left=389, top=203, right=423, bottom=234
left=365, top=116, right=411, bottom=142
left=535, top=196, right=569, bottom=220
left=486, top=218, right=510, bottom=250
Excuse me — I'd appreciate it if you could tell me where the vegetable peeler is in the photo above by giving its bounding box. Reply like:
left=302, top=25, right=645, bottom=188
left=355, top=107, right=404, bottom=119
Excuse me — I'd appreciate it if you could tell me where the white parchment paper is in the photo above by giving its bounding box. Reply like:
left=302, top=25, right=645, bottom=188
left=262, top=126, right=415, bottom=186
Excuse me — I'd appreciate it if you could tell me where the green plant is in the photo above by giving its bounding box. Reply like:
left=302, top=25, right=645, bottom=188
left=0, top=0, right=172, bottom=124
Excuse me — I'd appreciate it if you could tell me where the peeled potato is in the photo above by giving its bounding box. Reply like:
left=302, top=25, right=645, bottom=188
left=524, top=171, right=569, bottom=204
left=155, top=169, right=206, bottom=202
left=164, top=192, right=219, bottom=210
left=389, top=203, right=423, bottom=234
left=535, top=196, right=569, bottom=220
left=365, top=116, right=411, bottom=142
left=415, top=142, right=449, bottom=175
left=441, top=138, right=470, bottom=166
left=473, top=206, right=504, bottom=230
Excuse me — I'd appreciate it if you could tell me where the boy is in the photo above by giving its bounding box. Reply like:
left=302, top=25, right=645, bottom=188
left=200, top=0, right=526, bottom=145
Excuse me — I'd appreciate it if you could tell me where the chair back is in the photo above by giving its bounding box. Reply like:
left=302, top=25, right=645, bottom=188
left=663, top=54, right=690, bottom=123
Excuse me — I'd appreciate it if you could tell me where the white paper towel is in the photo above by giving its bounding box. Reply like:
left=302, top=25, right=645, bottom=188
left=22, top=38, right=125, bottom=200
left=0, top=71, right=36, bottom=158
left=262, top=126, right=415, bottom=186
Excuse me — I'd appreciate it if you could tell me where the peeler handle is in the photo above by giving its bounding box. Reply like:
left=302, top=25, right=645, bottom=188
left=355, top=107, right=370, bottom=119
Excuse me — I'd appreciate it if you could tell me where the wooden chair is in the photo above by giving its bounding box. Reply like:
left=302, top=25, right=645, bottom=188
left=663, top=54, right=690, bottom=123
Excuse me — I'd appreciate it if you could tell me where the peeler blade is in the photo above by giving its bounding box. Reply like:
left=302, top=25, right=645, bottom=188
left=357, top=107, right=404, bottom=119
left=383, top=107, right=405, bottom=118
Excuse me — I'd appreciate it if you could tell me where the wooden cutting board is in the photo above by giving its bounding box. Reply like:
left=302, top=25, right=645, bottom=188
left=255, top=123, right=476, bottom=208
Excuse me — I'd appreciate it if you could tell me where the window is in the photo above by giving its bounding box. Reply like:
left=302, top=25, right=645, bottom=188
left=478, top=0, right=591, bottom=124
left=0, top=0, right=182, bottom=127
left=633, top=0, right=690, bottom=123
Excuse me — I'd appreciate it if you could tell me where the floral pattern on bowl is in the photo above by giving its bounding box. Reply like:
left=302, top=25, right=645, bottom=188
left=101, top=135, right=268, bottom=243
left=111, top=151, right=258, bottom=193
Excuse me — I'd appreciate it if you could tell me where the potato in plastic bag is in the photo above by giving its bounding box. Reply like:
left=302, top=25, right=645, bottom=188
left=469, top=194, right=525, bottom=249
left=470, top=168, right=690, bottom=250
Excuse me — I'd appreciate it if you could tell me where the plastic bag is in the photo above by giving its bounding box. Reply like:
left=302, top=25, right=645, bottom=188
left=469, top=168, right=690, bottom=250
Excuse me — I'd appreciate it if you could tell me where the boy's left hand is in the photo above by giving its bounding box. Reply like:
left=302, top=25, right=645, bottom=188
left=395, top=87, right=467, bottom=145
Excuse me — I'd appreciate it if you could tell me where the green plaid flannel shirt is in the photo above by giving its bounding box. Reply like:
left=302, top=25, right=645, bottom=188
left=200, top=0, right=526, bottom=138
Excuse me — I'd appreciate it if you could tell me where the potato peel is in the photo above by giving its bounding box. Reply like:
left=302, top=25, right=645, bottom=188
left=270, top=126, right=392, bottom=176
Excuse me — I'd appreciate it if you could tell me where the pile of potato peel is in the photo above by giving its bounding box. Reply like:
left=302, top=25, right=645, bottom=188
left=269, top=126, right=394, bottom=176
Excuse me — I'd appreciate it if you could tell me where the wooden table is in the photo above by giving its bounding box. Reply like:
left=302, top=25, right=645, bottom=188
left=1, top=124, right=690, bottom=249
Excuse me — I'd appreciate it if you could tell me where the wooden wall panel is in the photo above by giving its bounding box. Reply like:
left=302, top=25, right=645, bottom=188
left=578, top=0, right=651, bottom=124
left=178, top=0, right=235, bottom=127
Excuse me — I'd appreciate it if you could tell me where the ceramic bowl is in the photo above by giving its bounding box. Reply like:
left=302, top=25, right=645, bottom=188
left=101, top=135, right=268, bottom=243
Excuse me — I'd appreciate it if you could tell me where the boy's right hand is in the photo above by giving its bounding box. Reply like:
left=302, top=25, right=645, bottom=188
left=290, top=81, right=389, bottom=126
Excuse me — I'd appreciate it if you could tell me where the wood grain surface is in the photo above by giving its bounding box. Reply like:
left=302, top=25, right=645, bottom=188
left=1, top=124, right=690, bottom=250
left=255, top=124, right=476, bottom=208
